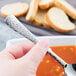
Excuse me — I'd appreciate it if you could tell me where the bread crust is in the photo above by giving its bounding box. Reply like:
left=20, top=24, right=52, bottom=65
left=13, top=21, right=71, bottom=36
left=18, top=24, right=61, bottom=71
left=43, top=21, right=50, bottom=28
left=39, top=0, right=54, bottom=9
left=33, top=20, right=42, bottom=26
left=26, top=0, right=39, bottom=22
left=1, top=2, right=29, bottom=17
left=47, top=8, right=76, bottom=32
left=55, top=0, right=76, bottom=20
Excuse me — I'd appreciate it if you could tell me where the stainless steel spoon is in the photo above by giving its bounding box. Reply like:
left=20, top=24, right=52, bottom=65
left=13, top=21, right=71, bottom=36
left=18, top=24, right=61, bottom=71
left=5, top=15, right=76, bottom=76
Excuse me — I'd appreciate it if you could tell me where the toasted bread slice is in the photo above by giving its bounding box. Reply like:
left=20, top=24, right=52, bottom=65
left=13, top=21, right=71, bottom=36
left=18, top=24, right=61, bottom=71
left=34, top=9, right=52, bottom=28
left=1, top=2, right=29, bottom=17
left=47, top=7, right=76, bottom=32
left=26, top=0, right=39, bottom=22
left=39, top=0, right=54, bottom=9
left=34, top=9, right=47, bottom=26
left=55, top=0, right=76, bottom=20
left=43, top=14, right=52, bottom=28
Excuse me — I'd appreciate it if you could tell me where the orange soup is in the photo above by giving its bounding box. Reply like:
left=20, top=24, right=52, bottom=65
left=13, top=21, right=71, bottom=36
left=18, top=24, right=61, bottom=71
left=36, top=46, right=76, bottom=76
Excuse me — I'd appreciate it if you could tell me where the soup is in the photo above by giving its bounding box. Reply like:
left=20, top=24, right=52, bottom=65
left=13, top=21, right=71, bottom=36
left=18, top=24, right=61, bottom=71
left=37, top=46, right=76, bottom=76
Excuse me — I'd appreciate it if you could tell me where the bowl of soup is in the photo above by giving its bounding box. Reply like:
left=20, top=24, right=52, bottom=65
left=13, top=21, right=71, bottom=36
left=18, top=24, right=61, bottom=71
left=6, top=36, right=76, bottom=76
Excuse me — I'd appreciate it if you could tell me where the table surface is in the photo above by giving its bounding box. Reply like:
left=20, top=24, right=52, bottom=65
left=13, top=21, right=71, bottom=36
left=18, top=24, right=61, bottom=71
left=0, top=20, right=23, bottom=51
left=0, top=0, right=76, bottom=51
left=0, top=0, right=33, bottom=51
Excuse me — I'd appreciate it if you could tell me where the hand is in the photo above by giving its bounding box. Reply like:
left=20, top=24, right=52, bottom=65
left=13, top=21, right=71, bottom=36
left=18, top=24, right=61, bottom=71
left=0, top=39, right=49, bottom=76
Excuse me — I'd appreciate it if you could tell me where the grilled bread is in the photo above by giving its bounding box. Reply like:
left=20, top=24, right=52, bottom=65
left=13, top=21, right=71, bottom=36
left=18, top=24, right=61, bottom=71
left=55, top=0, right=76, bottom=20
left=47, top=7, right=76, bottom=32
left=1, top=2, right=29, bottom=17
left=26, top=0, right=39, bottom=22
left=39, top=0, right=54, bottom=9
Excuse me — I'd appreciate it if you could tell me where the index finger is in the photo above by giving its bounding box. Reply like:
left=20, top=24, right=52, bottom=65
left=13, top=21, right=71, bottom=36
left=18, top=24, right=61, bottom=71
left=3, top=43, right=34, bottom=59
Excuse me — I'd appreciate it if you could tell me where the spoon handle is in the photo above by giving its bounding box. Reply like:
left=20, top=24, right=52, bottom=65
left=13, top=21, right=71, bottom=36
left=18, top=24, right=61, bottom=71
left=5, top=15, right=67, bottom=67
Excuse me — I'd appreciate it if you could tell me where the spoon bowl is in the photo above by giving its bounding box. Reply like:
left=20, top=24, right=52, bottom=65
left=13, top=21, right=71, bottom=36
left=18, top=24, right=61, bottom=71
left=64, top=64, right=76, bottom=76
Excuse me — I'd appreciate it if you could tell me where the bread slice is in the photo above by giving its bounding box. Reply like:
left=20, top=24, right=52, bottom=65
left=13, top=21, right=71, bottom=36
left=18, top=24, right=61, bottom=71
left=39, top=0, right=54, bottom=9
left=34, top=9, right=52, bottom=28
left=47, top=7, right=76, bottom=32
left=55, top=0, right=76, bottom=20
left=25, top=0, right=39, bottom=22
left=1, top=2, right=29, bottom=17
left=34, top=9, right=47, bottom=26
left=43, top=14, right=52, bottom=28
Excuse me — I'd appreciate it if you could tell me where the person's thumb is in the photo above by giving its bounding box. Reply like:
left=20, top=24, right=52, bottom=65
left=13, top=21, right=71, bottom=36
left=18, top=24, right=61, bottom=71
left=21, top=39, right=49, bottom=68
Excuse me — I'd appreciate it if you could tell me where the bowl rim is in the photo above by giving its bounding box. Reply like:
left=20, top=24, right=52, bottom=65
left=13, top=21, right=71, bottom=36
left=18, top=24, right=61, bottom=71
left=6, top=36, right=76, bottom=47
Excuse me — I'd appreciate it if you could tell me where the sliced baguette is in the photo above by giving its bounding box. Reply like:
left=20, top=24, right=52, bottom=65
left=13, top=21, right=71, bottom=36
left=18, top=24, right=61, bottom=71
left=1, top=2, right=29, bottom=17
left=55, top=0, right=76, bottom=20
left=43, top=14, right=52, bottom=28
left=47, top=7, right=76, bottom=32
left=39, top=0, right=54, bottom=9
left=34, top=9, right=47, bottom=26
left=34, top=9, right=52, bottom=28
left=26, top=0, right=39, bottom=22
